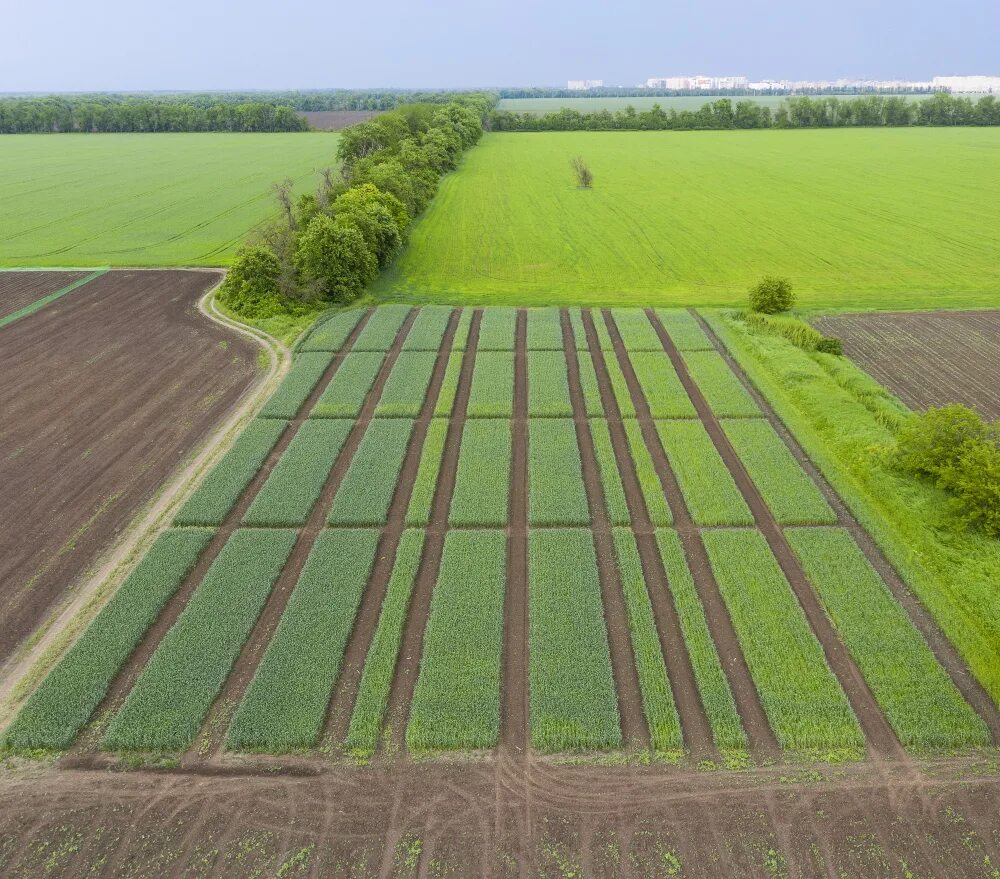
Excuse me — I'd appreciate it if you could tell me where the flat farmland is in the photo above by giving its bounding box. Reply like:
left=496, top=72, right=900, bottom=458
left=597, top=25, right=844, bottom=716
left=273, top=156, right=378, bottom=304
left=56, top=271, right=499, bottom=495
left=374, top=129, right=1000, bottom=309
left=813, top=309, right=1000, bottom=419
left=0, top=270, right=259, bottom=663
left=0, top=133, right=338, bottom=267
left=0, top=270, right=92, bottom=323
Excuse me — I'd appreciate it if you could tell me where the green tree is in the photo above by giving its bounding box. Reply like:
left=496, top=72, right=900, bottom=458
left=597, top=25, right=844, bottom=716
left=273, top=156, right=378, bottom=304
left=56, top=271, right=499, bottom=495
left=217, top=245, right=285, bottom=318
left=331, top=183, right=407, bottom=266
left=294, top=214, right=377, bottom=302
left=748, top=276, right=795, bottom=313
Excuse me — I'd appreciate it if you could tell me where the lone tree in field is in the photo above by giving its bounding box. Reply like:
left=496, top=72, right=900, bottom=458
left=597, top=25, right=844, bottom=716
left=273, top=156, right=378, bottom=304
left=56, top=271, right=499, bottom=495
left=572, top=157, right=593, bottom=188
left=749, top=276, right=795, bottom=313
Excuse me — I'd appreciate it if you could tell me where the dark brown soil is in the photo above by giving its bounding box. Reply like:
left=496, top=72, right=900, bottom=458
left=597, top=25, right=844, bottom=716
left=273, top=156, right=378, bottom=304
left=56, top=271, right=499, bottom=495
left=0, top=270, right=258, bottom=665
left=0, top=270, right=90, bottom=321
left=812, top=310, right=1000, bottom=420
left=299, top=110, right=383, bottom=130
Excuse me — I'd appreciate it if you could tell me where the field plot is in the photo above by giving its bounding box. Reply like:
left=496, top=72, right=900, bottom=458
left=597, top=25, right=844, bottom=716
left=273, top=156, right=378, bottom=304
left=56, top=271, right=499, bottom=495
left=812, top=310, right=1000, bottom=419
left=0, top=269, right=92, bottom=324
left=4, top=305, right=994, bottom=771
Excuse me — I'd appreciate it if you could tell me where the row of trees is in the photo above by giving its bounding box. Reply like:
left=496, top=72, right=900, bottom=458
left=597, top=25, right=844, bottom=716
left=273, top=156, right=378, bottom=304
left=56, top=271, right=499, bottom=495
left=489, top=93, right=1000, bottom=131
left=498, top=86, right=939, bottom=99
left=218, top=96, right=491, bottom=318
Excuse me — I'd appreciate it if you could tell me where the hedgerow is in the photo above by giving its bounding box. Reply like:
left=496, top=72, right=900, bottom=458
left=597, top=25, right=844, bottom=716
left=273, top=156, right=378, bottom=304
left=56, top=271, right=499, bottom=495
left=374, top=351, right=438, bottom=417
left=526, top=307, right=564, bottom=350
left=309, top=352, right=385, bottom=418
left=405, top=418, right=449, bottom=526
left=628, top=351, right=697, bottom=418
left=433, top=351, right=464, bottom=417
left=576, top=351, right=604, bottom=416
left=260, top=352, right=334, bottom=419
left=610, top=309, right=662, bottom=351
left=527, top=350, right=573, bottom=416
left=449, top=419, right=512, bottom=526
left=299, top=308, right=366, bottom=352
left=467, top=350, right=515, bottom=417
left=477, top=307, right=517, bottom=350
left=622, top=420, right=672, bottom=526
left=401, top=306, right=453, bottom=351
left=654, top=309, right=713, bottom=350
left=682, top=350, right=760, bottom=417
left=528, top=419, right=590, bottom=526
left=351, top=304, right=412, bottom=350
left=588, top=419, right=630, bottom=526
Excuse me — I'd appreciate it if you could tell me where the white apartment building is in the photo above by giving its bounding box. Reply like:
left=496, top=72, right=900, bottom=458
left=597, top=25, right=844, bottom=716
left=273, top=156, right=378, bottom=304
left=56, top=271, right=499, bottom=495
left=933, top=75, right=1000, bottom=93
left=567, top=79, right=604, bottom=90
left=645, top=75, right=747, bottom=90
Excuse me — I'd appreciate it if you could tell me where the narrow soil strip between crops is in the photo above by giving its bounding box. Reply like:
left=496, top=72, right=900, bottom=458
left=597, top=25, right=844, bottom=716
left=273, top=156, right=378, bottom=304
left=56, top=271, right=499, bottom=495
left=693, top=309, right=1000, bottom=744
left=645, top=308, right=906, bottom=762
left=594, top=309, right=779, bottom=761
left=561, top=309, right=649, bottom=750
left=60, top=308, right=377, bottom=764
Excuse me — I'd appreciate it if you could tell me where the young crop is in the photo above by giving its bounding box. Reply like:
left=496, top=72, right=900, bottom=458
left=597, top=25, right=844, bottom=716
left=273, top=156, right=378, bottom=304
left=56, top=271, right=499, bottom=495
left=449, top=419, right=512, bottom=526
left=682, top=350, right=760, bottom=417
left=622, top=420, right=672, bottom=526
left=477, top=307, right=517, bottom=350
left=309, top=352, right=385, bottom=418
left=576, top=351, right=604, bottom=416
left=174, top=419, right=286, bottom=526
left=344, top=529, right=426, bottom=757
left=433, top=351, right=464, bottom=417
left=701, top=529, right=863, bottom=752
left=588, top=419, right=630, bottom=526
left=351, top=304, right=411, bottom=351
left=374, top=351, right=438, bottom=417
left=299, top=308, right=366, bottom=352
left=452, top=308, right=473, bottom=350
left=787, top=527, right=989, bottom=748
left=655, top=421, right=753, bottom=526
left=260, top=352, right=334, bottom=419
left=528, top=419, right=590, bottom=526
left=628, top=351, right=697, bottom=418
left=654, top=309, right=713, bottom=350
left=610, top=309, right=662, bottom=351
left=467, top=350, right=515, bottom=417
left=406, top=530, right=507, bottom=752
left=402, top=306, right=453, bottom=351
left=526, top=307, right=564, bottom=350
left=327, top=419, right=415, bottom=526
left=721, top=419, right=836, bottom=524
left=527, top=350, right=573, bottom=416
left=568, top=309, right=589, bottom=350
left=103, top=528, right=297, bottom=752
left=611, top=529, right=683, bottom=752
left=226, top=530, right=380, bottom=752
left=529, top=529, right=621, bottom=752
left=242, top=420, right=352, bottom=526
left=601, top=347, right=637, bottom=418
left=3, top=529, right=213, bottom=751
left=593, top=312, right=616, bottom=350
left=405, top=419, right=449, bottom=527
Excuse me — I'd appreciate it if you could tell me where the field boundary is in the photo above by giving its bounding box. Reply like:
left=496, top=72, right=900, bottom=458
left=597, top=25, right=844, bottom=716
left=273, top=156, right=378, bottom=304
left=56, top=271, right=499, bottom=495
left=0, top=268, right=108, bottom=329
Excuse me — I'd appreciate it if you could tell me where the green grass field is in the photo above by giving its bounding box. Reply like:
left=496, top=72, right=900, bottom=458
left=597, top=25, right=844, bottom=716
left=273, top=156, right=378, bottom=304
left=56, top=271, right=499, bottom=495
left=374, top=130, right=1000, bottom=309
left=0, top=133, right=338, bottom=267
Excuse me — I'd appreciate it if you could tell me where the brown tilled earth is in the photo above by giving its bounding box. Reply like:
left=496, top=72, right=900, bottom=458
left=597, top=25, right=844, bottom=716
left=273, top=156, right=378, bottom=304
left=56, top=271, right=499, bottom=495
left=300, top=110, right=383, bottom=130
left=0, top=270, right=89, bottom=321
left=0, top=269, right=258, bottom=664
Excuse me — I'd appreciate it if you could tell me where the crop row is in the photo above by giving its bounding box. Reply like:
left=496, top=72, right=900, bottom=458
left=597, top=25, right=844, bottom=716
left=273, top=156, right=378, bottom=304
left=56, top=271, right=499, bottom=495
left=682, top=350, right=760, bottom=417
left=310, top=352, right=384, bottom=418
left=477, top=307, right=517, bottom=350
left=433, top=351, right=464, bottom=417
left=588, top=419, right=630, bottom=526
left=351, top=304, right=411, bottom=351
left=610, top=308, right=663, bottom=351
left=576, top=350, right=604, bottom=416
left=528, top=419, right=589, bottom=526
left=527, top=350, right=573, bottom=416
left=374, top=351, right=438, bottom=417
left=449, top=419, right=512, bottom=526
left=567, top=308, right=589, bottom=350
left=260, top=351, right=334, bottom=419
left=467, top=351, right=514, bottom=417
left=622, top=420, right=672, bottom=526
left=653, top=309, right=713, bottom=351
left=401, top=306, right=453, bottom=351
left=299, top=308, right=366, bottom=352
left=628, top=351, right=697, bottom=418
left=525, top=307, right=564, bottom=350
left=405, top=418, right=449, bottom=526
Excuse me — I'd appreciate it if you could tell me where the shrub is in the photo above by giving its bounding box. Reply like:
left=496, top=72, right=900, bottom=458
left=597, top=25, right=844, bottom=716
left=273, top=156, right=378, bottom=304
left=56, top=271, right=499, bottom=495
left=217, top=245, right=286, bottom=318
left=748, top=276, right=795, bottom=314
left=941, top=439, right=1000, bottom=537
left=294, top=214, right=378, bottom=303
left=894, top=405, right=988, bottom=479
left=816, top=336, right=843, bottom=355
left=571, top=156, right=593, bottom=188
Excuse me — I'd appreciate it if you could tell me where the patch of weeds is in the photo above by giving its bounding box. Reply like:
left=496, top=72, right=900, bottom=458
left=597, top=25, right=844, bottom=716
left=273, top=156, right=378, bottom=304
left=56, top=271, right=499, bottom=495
left=275, top=844, right=314, bottom=877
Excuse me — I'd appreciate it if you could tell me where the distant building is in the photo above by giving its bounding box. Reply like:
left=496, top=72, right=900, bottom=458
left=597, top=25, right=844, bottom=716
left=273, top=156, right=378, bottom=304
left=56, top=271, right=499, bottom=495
left=933, top=75, right=1000, bottom=93
left=567, top=79, right=604, bottom=90
left=644, top=75, right=747, bottom=90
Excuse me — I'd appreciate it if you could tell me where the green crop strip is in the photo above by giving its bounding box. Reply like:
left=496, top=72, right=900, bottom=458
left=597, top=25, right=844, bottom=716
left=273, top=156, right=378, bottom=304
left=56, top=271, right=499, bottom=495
left=3, top=529, right=213, bottom=751
left=702, top=529, right=863, bottom=753
left=477, top=307, right=517, bottom=350
left=309, top=352, right=385, bottom=418
left=433, top=351, right=464, bottom=417
left=576, top=351, right=604, bottom=416
left=449, top=419, right=512, bottom=527
left=622, top=420, right=672, bottom=526
left=610, top=309, right=663, bottom=351
left=628, top=351, right=697, bottom=418
left=787, top=528, right=989, bottom=749
left=588, top=419, right=630, bottom=526
left=374, top=351, right=438, bottom=417
left=527, top=350, right=573, bottom=417
left=655, top=421, right=753, bottom=526
left=528, top=419, right=590, bottom=526
left=529, top=529, right=621, bottom=752
left=593, top=313, right=616, bottom=350
left=682, top=350, right=760, bottom=417
left=526, top=307, right=564, bottom=350
left=0, top=268, right=108, bottom=330
left=174, top=419, right=286, bottom=526
left=226, top=530, right=380, bottom=752
left=655, top=309, right=714, bottom=350
left=344, top=529, right=426, bottom=757
left=654, top=530, right=747, bottom=752
left=328, top=419, right=415, bottom=526
left=406, top=530, right=506, bottom=752
left=299, top=308, right=366, bottom=352
left=401, top=306, right=453, bottom=351
left=568, top=309, right=589, bottom=350
left=721, top=419, right=836, bottom=525
left=260, top=352, right=334, bottom=419
left=405, top=419, right=449, bottom=527
left=103, top=528, right=297, bottom=752
left=602, top=348, right=637, bottom=417
left=242, top=420, right=352, bottom=527
left=452, top=308, right=473, bottom=350
left=351, top=304, right=411, bottom=351
left=467, top=350, right=515, bottom=417
left=611, top=529, right=683, bottom=752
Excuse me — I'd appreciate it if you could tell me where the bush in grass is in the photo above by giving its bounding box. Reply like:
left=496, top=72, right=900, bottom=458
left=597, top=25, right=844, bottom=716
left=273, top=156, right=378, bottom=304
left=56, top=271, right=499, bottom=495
left=748, top=276, right=795, bottom=314
left=942, top=439, right=1000, bottom=537
left=217, top=245, right=286, bottom=319
left=295, top=214, right=378, bottom=303
left=816, top=336, right=843, bottom=355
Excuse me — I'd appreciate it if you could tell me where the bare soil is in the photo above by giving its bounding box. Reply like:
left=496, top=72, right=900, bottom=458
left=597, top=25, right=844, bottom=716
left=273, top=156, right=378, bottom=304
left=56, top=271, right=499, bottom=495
left=299, top=110, right=383, bottom=130
left=0, top=270, right=89, bottom=321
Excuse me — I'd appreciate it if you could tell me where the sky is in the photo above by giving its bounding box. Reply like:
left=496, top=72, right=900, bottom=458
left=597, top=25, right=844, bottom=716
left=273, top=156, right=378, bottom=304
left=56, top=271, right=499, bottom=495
left=2, top=0, right=998, bottom=92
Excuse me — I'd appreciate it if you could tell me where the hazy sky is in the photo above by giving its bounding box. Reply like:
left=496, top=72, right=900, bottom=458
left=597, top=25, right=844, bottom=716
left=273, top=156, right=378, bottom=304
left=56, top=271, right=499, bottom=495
left=3, top=0, right=997, bottom=92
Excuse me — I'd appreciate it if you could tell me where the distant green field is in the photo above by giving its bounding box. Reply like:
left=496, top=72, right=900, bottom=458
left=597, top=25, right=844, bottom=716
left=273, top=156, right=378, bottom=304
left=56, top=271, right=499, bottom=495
left=375, top=129, right=1000, bottom=309
left=496, top=95, right=935, bottom=113
left=0, top=133, right=338, bottom=267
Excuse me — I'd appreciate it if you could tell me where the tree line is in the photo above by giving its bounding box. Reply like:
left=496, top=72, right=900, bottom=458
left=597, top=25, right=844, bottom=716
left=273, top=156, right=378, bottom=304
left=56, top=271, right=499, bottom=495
left=498, top=86, right=937, bottom=99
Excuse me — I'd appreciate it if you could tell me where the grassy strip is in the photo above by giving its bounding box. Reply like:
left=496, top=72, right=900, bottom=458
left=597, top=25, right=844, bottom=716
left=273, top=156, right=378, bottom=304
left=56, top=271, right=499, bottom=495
left=588, top=419, right=631, bottom=526
left=568, top=309, right=589, bottom=350
left=405, top=418, right=449, bottom=527
left=449, top=419, right=512, bottom=526
left=655, top=309, right=713, bottom=350
left=402, top=306, right=452, bottom=351
left=242, top=420, right=352, bottom=526
left=528, top=419, right=590, bottom=526
left=527, top=350, right=573, bottom=416
left=103, top=528, right=297, bottom=751
left=344, top=529, right=426, bottom=757
left=452, top=308, right=473, bottom=350
left=611, top=308, right=663, bottom=351
left=622, top=420, right=672, bottom=526
left=576, top=351, right=604, bottom=417
left=526, top=307, right=564, bottom=350
left=174, top=419, right=286, bottom=526
left=477, top=307, right=517, bottom=350
left=602, top=348, right=637, bottom=417
left=260, top=352, right=334, bottom=419
left=787, top=528, right=989, bottom=748
left=3, top=529, right=213, bottom=751
left=529, top=529, right=621, bottom=752
left=433, top=351, right=464, bottom=417
left=655, top=421, right=753, bottom=526
left=722, top=419, right=836, bottom=525
left=406, top=530, right=507, bottom=752
left=226, top=530, right=380, bottom=752
left=682, top=350, right=760, bottom=417
left=328, top=419, right=415, bottom=526
left=654, top=530, right=747, bottom=752
left=0, top=269, right=108, bottom=330
left=309, top=352, right=385, bottom=418
left=611, top=528, right=683, bottom=752
left=351, top=304, right=411, bottom=350
left=628, top=351, right=697, bottom=418
left=594, top=312, right=616, bottom=350
left=374, top=351, right=438, bottom=417
left=298, top=308, right=365, bottom=352
left=702, top=529, right=863, bottom=753
left=467, top=350, right=515, bottom=417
